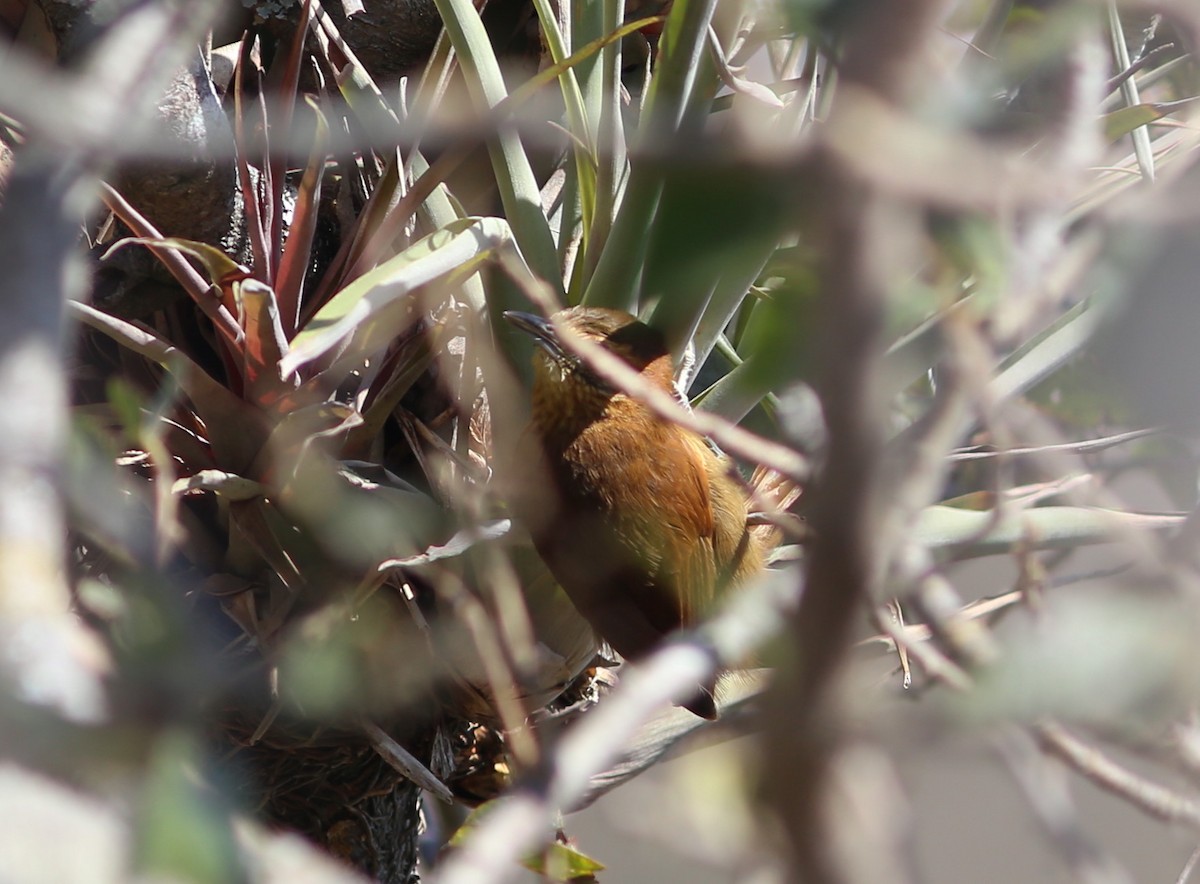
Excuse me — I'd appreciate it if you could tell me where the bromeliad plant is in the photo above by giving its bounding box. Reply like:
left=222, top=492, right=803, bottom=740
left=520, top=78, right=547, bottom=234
left=68, top=0, right=708, bottom=840
left=71, top=0, right=704, bottom=753
left=68, top=0, right=541, bottom=832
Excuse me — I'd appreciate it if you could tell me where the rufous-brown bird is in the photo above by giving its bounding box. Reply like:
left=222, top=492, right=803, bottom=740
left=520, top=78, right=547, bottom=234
left=504, top=306, right=776, bottom=719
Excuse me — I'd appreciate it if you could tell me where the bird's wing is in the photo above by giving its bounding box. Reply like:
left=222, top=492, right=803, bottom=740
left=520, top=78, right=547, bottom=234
left=654, top=429, right=721, bottom=623
left=706, top=456, right=764, bottom=587
left=585, top=418, right=716, bottom=629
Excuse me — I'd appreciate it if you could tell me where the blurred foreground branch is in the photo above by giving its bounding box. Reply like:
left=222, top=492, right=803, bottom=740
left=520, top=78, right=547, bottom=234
left=432, top=565, right=802, bottom=884
left=759, top=1, right=956, bottom=882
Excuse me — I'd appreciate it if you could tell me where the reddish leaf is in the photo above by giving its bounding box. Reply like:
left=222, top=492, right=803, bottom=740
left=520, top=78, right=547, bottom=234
left=274, top=98, right=330, bottom=339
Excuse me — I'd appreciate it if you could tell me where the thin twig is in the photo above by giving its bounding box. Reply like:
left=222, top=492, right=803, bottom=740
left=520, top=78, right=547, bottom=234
left=947, top=427, right=1163, bottom=462
left=996, top=729, right=1133, bottom=884
left=1036, top=723, right=1200, bottom=829
left=363, top=719, right=453, bottom=803
left=1105, top=42, right=1175, bottom=94
left=872, top=599, right=971, bottom=691
left=1177, top=843, right=1200, bottom=884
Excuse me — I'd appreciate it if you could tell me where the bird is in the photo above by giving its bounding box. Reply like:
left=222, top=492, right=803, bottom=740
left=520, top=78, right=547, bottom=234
left=503, top=306, right=777, bottom=719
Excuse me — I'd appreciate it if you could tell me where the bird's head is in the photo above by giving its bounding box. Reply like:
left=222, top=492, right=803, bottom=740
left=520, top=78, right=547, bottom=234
left=504, top=306, right=673, bottom=389
left=504, top=306, right=674, bottom=432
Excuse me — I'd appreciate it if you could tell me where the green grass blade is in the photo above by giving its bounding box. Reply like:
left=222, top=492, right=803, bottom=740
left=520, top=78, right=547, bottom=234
left=583, top=0, right=719, bottom=309
left=431, top=0, right=564, bottom=294
left=577, top=0, right=625, bottom=291
left=530, top=0, right=598, bottom=250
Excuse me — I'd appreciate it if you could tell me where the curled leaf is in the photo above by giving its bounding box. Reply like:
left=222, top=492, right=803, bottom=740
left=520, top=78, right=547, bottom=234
left=103, top=236, right=250, bottom=287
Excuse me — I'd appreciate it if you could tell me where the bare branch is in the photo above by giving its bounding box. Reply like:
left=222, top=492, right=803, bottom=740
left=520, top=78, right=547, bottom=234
left=1037, top=723, right=1200, bottom=829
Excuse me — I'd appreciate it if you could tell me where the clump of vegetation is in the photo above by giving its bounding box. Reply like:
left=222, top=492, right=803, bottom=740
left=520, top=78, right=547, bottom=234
left=4, top=1, right=1200, bottom=882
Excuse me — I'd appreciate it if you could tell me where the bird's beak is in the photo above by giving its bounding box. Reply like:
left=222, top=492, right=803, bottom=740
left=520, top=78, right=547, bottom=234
left=503, top=311, right=567, bottom=361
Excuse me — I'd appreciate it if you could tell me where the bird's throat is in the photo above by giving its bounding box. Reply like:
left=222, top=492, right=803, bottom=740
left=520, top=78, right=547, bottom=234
left=530, top=364, right=615, bottom=446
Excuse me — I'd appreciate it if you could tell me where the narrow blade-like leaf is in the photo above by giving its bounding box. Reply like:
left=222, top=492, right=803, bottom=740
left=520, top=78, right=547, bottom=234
left=282, top=217, right=512, bottom=375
